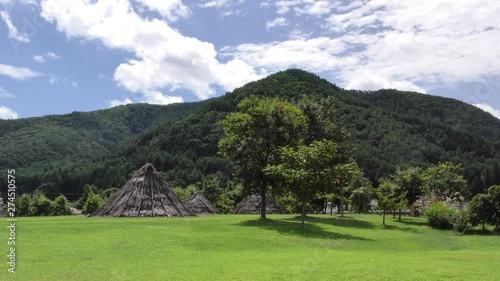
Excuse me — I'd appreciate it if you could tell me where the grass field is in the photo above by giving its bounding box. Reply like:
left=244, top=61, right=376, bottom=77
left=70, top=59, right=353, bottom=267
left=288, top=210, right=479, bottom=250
left=2, top=214, right=499, bottom=280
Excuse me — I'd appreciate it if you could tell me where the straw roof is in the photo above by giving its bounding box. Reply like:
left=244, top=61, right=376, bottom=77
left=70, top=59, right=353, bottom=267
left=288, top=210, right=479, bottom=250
left=92, top=163, right=194, bottom=217
left=183, top=192, right=220, bottom=215
left=233, top=193, right=286, bottom=214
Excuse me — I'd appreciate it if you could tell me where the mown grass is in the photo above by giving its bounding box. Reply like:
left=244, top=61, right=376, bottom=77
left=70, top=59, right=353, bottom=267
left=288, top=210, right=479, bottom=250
left=2, top=214, right=499, bottom=280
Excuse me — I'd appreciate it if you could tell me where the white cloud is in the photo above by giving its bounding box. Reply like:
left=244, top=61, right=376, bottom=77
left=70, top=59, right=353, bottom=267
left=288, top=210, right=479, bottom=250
left=72, top=81, right=78, bottom=87
left=34, top=52, right=61, bottom=63
left=141, top=90, right=183, bottom=105
left=0, top=87, right=15, bottom=98
left=0, top=11, right=30, bottom=42
left=225, top=0, right=500, bottom=93
left=222, top=37, right=349, bottom=73
left=0, top=105, right=18, bottom=119
left=266, top=17, right=287, bottom=30
left=108, top=98, right=133, bottom=107
left=134, top=0, right=190, bottom=22
left=293, top=0, right=337, bottom=16
left=201, top=0, right=238, bottom=8
left=48, top=75, right=58, bottom=85
left=40, top=0, right=260, bottom=100
left=345, top=72, right=427, bottom=93
left=45, top=52, right=61, bottom=59
left=33, top=55, right=45, bottom=63
left=0, top=63, right=42, bottom=80
left=473, top=103, right=500, bottom=119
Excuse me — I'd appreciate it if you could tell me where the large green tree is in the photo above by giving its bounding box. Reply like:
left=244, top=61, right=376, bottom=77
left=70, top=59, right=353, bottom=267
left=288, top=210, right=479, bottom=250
left=266, top=140, right=338, bottom=228
left=393, top=167, right=425, bottom=208
left=424, top=162, right=468, bottom=201
left=219, top=96, right=307, bottom=219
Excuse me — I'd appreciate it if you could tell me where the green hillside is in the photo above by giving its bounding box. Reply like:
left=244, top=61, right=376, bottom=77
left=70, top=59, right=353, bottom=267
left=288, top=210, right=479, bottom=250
left=0, top=102, right=201, bottom=170
left=2, top=69, right=499, bottom=198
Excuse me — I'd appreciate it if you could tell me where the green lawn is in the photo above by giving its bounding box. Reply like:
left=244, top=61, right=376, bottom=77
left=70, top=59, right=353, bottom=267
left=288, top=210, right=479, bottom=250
left=2, top=214, right=499, bottom=280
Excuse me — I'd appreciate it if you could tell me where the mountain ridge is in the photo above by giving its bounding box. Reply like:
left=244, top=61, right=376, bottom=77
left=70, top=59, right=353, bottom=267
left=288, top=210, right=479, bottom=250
left=1, top=69, right=499, bottom=198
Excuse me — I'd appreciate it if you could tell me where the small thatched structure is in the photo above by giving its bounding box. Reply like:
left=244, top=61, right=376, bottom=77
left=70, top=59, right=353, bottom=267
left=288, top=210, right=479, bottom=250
left=183, top=192, right=220, bottom=215
left=233, top=193, right=286, bottom=214
left=92, top=163, right=194, bottom=217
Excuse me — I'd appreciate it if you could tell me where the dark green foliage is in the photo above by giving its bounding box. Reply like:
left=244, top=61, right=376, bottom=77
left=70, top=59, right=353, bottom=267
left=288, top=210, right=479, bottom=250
left=376, top=179, right=397, bottom=226
left=219, top=96, right=307, bottom=219
left=424, top=162, right=468, bottom=201
left=15, top=193, right=33, bottom=217
left=32, top=192, right=52, bottom=216
left=349, top=186, right=373, bottom=214
left=173, top=185, right=198, bottom=200
left=486, top=185, right=500, bottom=231
left=51, top=195, right=72, bottom=216
left=1, top=69, right=500, bottom=203
left=393, top=167, right=425, bottom=207
left=424, top=202, right=460, bottom=229
left=83, top=193, right=105, bottom=214
left=467, top=194, right=493, bottom=231
left=266, top=140, right=341, bottom=228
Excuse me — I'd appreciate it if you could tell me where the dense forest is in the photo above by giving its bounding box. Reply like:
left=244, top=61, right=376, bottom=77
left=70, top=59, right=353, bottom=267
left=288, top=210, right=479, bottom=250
left=1, top=69, right=499, bottom=201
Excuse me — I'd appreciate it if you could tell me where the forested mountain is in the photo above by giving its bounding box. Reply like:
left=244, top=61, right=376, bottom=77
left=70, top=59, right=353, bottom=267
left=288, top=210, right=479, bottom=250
left=0, top=102, right=202, bottom=170
left=2, top=69, right=499, bottom=199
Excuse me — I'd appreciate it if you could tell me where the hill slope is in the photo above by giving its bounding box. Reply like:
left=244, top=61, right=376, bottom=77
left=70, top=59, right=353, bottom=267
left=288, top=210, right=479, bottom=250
left=0, top=102, right=202, bottom=170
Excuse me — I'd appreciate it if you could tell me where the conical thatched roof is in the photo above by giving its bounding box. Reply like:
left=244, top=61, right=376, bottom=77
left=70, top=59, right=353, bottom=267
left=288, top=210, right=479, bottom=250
left=92, top=163, right=194, bottom=217
left=233, top=193, right=286, bottom=214
left=183, top=192, right=220, bottom=215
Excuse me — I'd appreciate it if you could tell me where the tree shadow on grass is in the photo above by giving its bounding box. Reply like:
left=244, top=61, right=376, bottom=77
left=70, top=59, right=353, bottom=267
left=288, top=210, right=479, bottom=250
left=238, top=218, right=373, bottom=241
left=382, top=224, right=418, bottom=233
left=282, top=215, right=376, bottom=230
left=398, top=218, right=428, bottom=227
left=461, top=229, right=500, bottom=236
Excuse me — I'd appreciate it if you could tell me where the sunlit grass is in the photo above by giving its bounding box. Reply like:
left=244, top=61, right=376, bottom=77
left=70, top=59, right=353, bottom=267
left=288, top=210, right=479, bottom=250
left=2, top=214, right=499, bottom=280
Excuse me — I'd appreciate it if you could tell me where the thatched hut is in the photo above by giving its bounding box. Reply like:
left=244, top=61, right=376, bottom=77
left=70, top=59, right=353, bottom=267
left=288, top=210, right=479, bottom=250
left=183, top=192, right=220, bottom=215
left=92, top=163, right=194, bottom=217
left=233, top=193, right=286, bottom=214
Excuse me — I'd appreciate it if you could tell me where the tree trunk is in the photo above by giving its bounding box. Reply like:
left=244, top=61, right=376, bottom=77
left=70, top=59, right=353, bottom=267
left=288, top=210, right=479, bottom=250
left=260, top=185, right=266, bottom=220
left=393, top=210, right=396, bottom=218
left=340, top=183, right=344, bottom=218
left=398, top=209, right=402, bottom=221
left=301, top=197, right=307, bottom=229
left=330, top=201, right=333, bottom=215
left=383, top=210, right=386, bottom=226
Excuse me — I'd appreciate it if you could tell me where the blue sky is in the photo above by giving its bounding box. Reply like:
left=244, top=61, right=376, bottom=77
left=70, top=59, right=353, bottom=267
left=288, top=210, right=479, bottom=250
left=0, top=0, right=499, bottom=119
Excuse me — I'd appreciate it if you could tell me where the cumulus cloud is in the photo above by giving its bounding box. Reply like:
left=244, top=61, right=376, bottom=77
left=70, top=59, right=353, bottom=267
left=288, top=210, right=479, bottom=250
left=473, top=103, right=500, bottom=120
left=345, top=72, right=427, bottom=93
left=45, top=52, right=61, bottom=59
left=226, top=0, right=500, bottom=92
left=134, top=0, right=190, bottom=21
left=141, top=90, right=183, bottom=105
left=0, top=63, right=42, bottom=80
left=40, top=0, right=261, bottom=101
left=33, top=55, right=45, bottom=63
left=266, top=17, right=287, bottom=30
left=0, top=87, right=15, bottom=98
left=0, top=11, right=30, bottom=42
left=108, top=98, right=133, bottom=107
left=33, top=52, right=61, bottom=63
left=0, top=105, right=18, bottom=119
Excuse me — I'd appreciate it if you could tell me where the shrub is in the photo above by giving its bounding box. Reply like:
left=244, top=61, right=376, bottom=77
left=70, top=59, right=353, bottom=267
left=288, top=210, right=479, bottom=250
left=424, top=202, right=460, bottom=229
left=452, top=211, right=470, bottom=234
left=51, top=195, right=72, bottom=216
left=32, top=192, right=52, bottom=216
left=15, top=193, right=33, bottom=217
left=467, top=193, right=494, bottom=231
left=83, top=193, right=105, bottom=214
